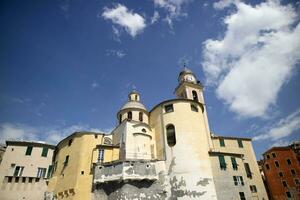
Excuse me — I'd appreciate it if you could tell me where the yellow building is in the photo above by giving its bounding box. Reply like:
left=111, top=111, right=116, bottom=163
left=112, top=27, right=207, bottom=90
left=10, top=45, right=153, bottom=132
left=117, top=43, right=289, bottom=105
left=47, top=68, right=268, bottom=200
left=46, top=132, right=119, bottom=200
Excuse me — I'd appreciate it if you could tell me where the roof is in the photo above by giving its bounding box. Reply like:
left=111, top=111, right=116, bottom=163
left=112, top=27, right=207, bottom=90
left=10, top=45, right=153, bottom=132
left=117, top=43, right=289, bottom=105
left=150, top=98, right=204, bottom=113
left=120, top=101, right=147, bottom=111
left=211, top=135, right=252, bottom=141
left=263, top=146, right=291, bottom=155
left=56, top=131, right=106, bottom=148
left=6, top=140, right=55, bottom=149
left=179, top=67, right=193, bottom=77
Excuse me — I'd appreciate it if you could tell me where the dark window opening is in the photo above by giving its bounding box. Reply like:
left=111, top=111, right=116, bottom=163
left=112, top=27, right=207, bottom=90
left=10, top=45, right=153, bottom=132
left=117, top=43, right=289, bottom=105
left=250, top=185, right=257, bottom=193
left=244, top=163, right=252, bottom=178
left=266, top=164, right=270, bottom=170
left=291, top=169, right=296, bottom=175
left=279, top=172, right=283, bottom=177
left=239, top=192, right=246, bottom=200
left=166, top=124, right=176, bottom=147
left=295, top=179, right=299, bottom=185
left=25, top=146, right=33, bottom=156
left=275, top=161, right=279, bottom=167
left=283, top=181, right=287, bottom=187
left=135, top=95, right=138, bottom=101
left=22, top=177, right=26, bottom=183
left=231, top=157, right=238, bottom=170
left=272, top=153, right=276, bottom=158
left=41, top=147, right=48, bottom=157
left=139, top=112, right=143, bottom=122
left=15, top=177, right=19, bottom=183
left=64, top=155, right=69, bottom=166
left=29, top=177, right=33, bottom=183
left=192, top=90, right=198, bottom=101
left=266, top=154, right=270, bottom=159
left=238, top=139, right=243, bottom=148
left=287, top=159, right=292, bottom=165
left=127, top=111, right=132, bottom=120
left=286, top=191, right=291, bottom=198
left=218, top=155, right=226, bottom=170
left=219, top=138, right=225, bottom=147
left=8, top=177, right=12, bottom=183
left=35, top=178, right=40, bottom=182
left=119, top=114, right=122, bottom=124
left=190, top=104, right=198, bottom=112
left=81, top=171, right=84, bottom=175
left=164, top=104, right=174, bottom=113
left=68, top=139, right=72, bottom=146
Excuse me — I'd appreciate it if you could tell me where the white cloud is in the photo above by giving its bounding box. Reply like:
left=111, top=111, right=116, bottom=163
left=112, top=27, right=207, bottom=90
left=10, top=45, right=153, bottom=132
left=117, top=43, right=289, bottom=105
left=202, top=0, right=300, bottom=118
left=151, top=11, right=160, bottom=24
left=153, top=0, right=191, bottom=27
left=102, top=4, right=146, bottom=37
left=106, top=49, right=126, bottom=58
left=0, top=123, right=109, bottom=145
left=91, top=81, right=99, bottom=89
left=213, top=0, right=236, bottom=10
left=253, top=109, right=300, bottom=141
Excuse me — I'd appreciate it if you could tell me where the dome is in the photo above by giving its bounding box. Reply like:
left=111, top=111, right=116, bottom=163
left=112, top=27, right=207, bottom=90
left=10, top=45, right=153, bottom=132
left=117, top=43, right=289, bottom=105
left=179, top=67, right=193, bottom=76
left=120, top=101, right=147, bottom=111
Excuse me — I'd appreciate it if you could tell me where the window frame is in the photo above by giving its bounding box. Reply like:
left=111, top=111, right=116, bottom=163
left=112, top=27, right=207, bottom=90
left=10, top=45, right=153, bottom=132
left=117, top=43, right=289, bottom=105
left=25, top=146, right=33, bottom=156
left=164, top=104, right=174, bottom=113
left=219, top=138, right=225, bottom=147
left=41, top=147, right=48, bottom=157
left=218, top=155, right=227, bottom=170
left=237, top=139, right=243, bottom=148
left=166, top=124, right=176, bottom=147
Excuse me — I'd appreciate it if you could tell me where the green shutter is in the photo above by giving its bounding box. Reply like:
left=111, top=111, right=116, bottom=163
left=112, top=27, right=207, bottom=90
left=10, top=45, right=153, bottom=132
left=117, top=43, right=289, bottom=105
left=25, top=146, right=33, bottom=155
left=231, top=157, right=238, bottom=170
left=218, top=155, right=226, bottom=169
left=238, top=139, right=243, bottom=148
left=219, top=138, right=225, bottom=147
left=41, top=147, right=48, bottom=157
left=47, top=165, right=53, bottom=178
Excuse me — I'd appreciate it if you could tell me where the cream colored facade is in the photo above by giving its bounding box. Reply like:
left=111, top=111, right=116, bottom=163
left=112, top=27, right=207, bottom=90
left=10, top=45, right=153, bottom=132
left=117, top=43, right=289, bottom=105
left=46, top=132, right=119, bottom=200
left=46, top=68, right=267, bottom=200
left=0, top=141, right=55, bottom=200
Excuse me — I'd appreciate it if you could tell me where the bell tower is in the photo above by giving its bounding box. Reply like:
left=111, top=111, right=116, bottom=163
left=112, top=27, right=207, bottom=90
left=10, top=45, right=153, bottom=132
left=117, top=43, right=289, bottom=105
left=175, top=67, right=205, bottom=104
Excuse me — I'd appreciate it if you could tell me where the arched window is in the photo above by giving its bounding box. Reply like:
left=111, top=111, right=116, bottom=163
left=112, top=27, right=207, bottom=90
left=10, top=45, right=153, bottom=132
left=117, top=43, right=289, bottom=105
left=135, top=95, right=138, bottom=101
left=139, top=112, right=143, bottom=122
left=166, top=124, right=176, bottom=147
left=119, top=114, right=122, bottom=124
left=192, top=90, right=198, bottom=101
left=127, top=111, right=132, bottom=120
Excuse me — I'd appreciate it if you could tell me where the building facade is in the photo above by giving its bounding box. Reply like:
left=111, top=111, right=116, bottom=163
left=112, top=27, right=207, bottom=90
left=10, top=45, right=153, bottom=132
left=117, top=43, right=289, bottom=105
left=46, top=132, right=119, bottom=200
left=42, top=68, right=268, bottom=200
left=0, top=141, right=55, bottom=200
left=262, top=144, right=300, bottom=199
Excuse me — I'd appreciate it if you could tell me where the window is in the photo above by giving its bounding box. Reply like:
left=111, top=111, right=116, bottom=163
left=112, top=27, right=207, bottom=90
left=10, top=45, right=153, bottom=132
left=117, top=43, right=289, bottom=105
left=127, top=111, right=132, bottom=120
left=135, top=94, right=138, bottom=101
left=219, top=138, right=225, bottom=147
left=54, top=161, right=58, bottom=172
left=139, top=112, right=143, bottom=122
left=68, top=139, right=72, bottom=146
left=47, top=165, right=53, bottom=179
left=266, top=154, right=270, bottom=159
left=190, top=104, right=198, bottom=112
left=41, top=147, right=48, bottom=157
left=192, top=90, right=198, bottom=101
left=250, top=185, right=257, bottom=193
left=94, top=134, right=98, bottom=139
left=164, top=104, right=174, bottom=113
left=239, top=192, right=246, bottom=200
left=13, top=166, right=24, bottom=176
left=64, top=155, right=69, bottom=166
left=279, top=172, right=283, bottom=177
left=291, top=169, right=296, bottom=176
left=295, top=179, right=299, bottom=185
left=237, top=139, right=243, bottom=148
left=37, top=168, right=47, bottom=178
left=265, top=164, right=270, bottom=170
left=287, top=159, right=292, bottom=165
left=98, top=149, right=104, bottom=162
left=25, top=146, right=33, bottom=155
left=275, top=161, right=279, bottom=167
left=282, top=181, right=287, bottom=187
left=119, top=114, right=122, bottom=124
left=15, top=177, right=19, bottom=183
left=272, top=153, right=276, bottom=158
left=8, top=177, right=12, bottom=183
left=22, top=177, right=26, bottom=183
left=231, top=157, right=238, bottom=170
left=233, top=176, right=244, bottom=186
left=286, top=191, right=291, bottom=198
left=28, top=177, right=33, bottom=183
left=35, top=178, right=40, bottom=182
left=218, top=155, right=226, bottom=170
left=166, top=124, right=176, bottom=147
left=244, top=163, right=252, bottom=178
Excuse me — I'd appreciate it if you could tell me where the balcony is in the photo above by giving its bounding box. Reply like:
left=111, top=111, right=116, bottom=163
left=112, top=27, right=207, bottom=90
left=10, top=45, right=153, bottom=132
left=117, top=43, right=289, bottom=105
left=94, top=160, right=158, bottom=183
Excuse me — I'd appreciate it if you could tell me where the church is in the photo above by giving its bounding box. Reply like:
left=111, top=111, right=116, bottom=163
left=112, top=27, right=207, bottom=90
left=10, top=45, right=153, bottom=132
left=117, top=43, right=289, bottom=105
left=46, top=68, right=268, bottom=200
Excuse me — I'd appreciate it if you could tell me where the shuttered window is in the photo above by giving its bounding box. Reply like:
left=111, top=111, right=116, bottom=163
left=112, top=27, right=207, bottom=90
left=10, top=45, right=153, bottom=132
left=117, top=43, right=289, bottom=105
left=218, top=155, right=226, bottom=170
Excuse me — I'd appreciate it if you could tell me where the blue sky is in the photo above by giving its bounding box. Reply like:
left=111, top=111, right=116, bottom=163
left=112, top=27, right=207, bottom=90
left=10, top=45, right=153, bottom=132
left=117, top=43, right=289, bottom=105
left=0, top=0, right=299, bottom=159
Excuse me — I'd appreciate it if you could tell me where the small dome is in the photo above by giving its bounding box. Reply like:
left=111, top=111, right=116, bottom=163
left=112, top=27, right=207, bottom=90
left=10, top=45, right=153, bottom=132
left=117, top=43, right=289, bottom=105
left=179, top=67, right=193, bottom=76
left=120, top=101, right=147, bottom=111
